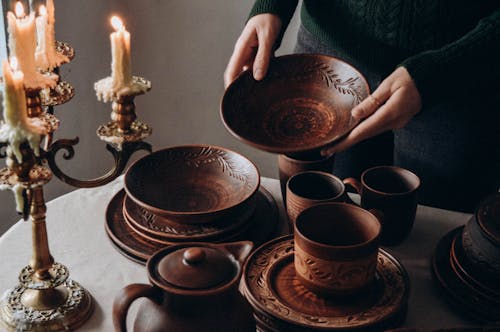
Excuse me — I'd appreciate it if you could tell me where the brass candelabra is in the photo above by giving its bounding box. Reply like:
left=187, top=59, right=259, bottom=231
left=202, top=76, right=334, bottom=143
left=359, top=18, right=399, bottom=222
left=0, top=41, right=152, bottom=331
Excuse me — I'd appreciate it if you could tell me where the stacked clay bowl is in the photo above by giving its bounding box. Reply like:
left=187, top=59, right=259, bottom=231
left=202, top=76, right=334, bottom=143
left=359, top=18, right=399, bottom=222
left=122, top=145, right=260, bottom=245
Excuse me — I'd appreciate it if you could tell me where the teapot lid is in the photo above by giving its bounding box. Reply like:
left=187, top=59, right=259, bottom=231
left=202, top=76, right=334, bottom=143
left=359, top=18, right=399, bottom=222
left=476, top=193, right=500, bottom=245
left=154, top=245, right=238, bottom=290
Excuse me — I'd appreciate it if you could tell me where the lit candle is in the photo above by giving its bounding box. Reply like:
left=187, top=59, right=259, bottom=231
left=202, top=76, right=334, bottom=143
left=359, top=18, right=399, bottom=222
left=7, top=1, right=57, bottom=88
left=110, top=16, right=132, bottom=89
left=2, top=57, right=27, bottom=128
left=0, top=57, right=42, bottom=162
left=35, top=0, right=69, bottom=70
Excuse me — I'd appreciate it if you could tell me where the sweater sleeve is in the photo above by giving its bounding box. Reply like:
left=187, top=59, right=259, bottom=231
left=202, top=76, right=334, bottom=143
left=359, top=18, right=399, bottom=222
left=400, top=8, right=500, bottom=108
left=248, top=0, right=299, bottom=48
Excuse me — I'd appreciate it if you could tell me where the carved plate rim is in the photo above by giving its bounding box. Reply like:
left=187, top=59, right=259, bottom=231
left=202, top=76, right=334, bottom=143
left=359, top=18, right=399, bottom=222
left=242, top=235, right=410, bottom=329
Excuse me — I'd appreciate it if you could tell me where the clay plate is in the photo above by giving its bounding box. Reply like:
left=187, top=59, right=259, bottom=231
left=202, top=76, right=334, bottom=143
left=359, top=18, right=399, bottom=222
left=124, top=145, right=260, bottom=224
left=123, top=193, right=255, bottom=242
left=431, top=227, right=500, bottom=322
left=105, top=188, right=279, bottom=264
left=221, top=54, right=370, bottom=154
left=241, top=235, right=409, bottom=331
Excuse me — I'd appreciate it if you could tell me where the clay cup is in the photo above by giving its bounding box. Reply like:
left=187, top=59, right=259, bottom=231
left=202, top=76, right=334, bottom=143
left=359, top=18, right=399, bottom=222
left=344, top=166, right=420, bottom=246
left=294, top=203, right=381, bottom=297
left=286, top=171, right=348, bottom=224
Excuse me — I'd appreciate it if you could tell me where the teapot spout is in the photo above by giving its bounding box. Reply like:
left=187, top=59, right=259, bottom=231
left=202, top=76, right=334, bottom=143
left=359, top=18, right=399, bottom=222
left=220, top=241, right=253, bottom=266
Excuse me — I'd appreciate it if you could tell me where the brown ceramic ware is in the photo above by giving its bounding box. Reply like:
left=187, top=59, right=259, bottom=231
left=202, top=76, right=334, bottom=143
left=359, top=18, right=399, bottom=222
left=105, top=188, right=279, bottom=264
left=286, top=171, right=349, bottom=224
left=278, top=151, right=335, bottom=202
left=124, top=145, right=260, bottom=224
left=461, top=193, right=500, bottom=279
left=221, top=54, right=370, bottom=154
left=123, top=194, right=255, bottom=243
left=242, top=235, right=410, bottom=331
left=344, top=166, right=420, bottom=246
left=294, top=203, right=381, bottom=297
left=432, top=227, right=500, bottom=322
left=113, top=241, right=255, bottom=332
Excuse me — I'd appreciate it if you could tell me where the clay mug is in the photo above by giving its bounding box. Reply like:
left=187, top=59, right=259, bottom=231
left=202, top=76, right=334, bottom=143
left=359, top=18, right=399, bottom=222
left=286, top=171, right=349, bottom=224
left=294, top=202, right=381, bottom=297
left=278, top=151, right=335, bottom=203
left=344, top=166, right=420, bottom=246
left=113, top=241, right=255, bottom=332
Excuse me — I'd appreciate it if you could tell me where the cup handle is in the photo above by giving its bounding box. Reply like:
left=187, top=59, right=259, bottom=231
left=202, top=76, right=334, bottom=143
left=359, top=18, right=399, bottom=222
left=113, top=283, right=161, bottom=332
left=343, top=177, right=363, bottom=195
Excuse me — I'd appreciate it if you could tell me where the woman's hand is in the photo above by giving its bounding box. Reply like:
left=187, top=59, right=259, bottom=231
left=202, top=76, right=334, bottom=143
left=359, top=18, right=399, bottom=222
left=224, top=14, right=282, bottom=88
left=321, top=66, right=422, bottom=156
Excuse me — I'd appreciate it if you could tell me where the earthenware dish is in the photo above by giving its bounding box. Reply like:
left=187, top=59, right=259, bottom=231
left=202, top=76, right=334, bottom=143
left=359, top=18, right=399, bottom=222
left=124, top=145, right=260, bottom=224
left=242, top=235, right=409, bottom=331
left=221, top=54, right=370, bottom=154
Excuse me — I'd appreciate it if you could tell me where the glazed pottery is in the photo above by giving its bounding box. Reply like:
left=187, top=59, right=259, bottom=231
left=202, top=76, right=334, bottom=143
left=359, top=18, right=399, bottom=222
left=124, top=145, right=260, bottom=224
left=432, top=227, right=500, bottom=322
left=278, top=151, right=335, bottom=202
left=294, top=203, right=381, bottom=297
left=105, top=188, right=279, bottom=264
left=461, top=193, right=500, bottom=278
left=344, top=166, right=420, bottom=246
left=221, top=54, right=370, bottom=154
left=242, top=235, right=410, bottom=331
left=286, top=171, right=348, bottom=223
left=113, top=241, right=255, bottom=332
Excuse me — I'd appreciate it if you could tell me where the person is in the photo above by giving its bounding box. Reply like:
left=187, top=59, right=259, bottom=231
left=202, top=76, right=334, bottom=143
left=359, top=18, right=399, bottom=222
left=224, top=0, right=500, bottom=212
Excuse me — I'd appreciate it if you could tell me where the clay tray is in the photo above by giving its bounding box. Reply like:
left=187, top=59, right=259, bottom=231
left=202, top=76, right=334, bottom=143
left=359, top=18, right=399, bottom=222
left=105, top=187, right=279, bottom=264
left=241, top=235, right=410, bottom=331
left=432, top=227, right=500, bottom=322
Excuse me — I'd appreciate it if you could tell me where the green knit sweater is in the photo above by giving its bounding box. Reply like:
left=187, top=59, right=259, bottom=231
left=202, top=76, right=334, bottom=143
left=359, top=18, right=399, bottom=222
left=249, top=0, right=500, bottom=108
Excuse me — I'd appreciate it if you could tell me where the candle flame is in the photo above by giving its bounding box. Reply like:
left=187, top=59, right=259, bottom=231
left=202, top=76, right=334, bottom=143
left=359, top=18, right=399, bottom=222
left=110, top=16, right=125, bottom=32
left=10, top=57, right=19, bottom=72
left=39, top=5, right=47, bottom=16
left=15, top=1, right=25, bottom=18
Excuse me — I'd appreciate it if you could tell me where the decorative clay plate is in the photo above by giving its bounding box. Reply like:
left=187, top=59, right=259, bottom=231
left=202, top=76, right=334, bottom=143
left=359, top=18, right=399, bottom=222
left=105, top=188, right=280, bottom=264
left=242, top=235, right=409, bottom=331
left=221, top=54, right=370, bottom=154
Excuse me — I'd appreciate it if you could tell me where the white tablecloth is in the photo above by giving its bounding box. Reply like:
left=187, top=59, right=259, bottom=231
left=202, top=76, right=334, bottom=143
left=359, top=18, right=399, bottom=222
left=0, top=177, right=473, bottom=331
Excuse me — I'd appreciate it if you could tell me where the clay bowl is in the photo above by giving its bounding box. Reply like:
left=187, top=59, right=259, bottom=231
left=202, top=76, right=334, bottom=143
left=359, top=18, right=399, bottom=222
left=124, top=145, right=260, bottom=224
left=221, top=54, right=370, bottom=154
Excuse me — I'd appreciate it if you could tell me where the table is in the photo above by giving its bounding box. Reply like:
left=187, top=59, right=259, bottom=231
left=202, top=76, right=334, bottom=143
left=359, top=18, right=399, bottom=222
left=0, top=176, right=474, bottom=331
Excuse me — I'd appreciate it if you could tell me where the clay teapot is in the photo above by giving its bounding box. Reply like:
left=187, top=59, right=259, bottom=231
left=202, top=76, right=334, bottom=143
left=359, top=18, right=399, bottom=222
left=113, top=241, right=255, bottom=332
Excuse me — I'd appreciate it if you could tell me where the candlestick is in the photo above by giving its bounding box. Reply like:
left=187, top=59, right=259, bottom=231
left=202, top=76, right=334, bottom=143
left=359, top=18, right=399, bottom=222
left=7, top=1, right=57, bottom=89
left=35, top=1, right=70, bottom=71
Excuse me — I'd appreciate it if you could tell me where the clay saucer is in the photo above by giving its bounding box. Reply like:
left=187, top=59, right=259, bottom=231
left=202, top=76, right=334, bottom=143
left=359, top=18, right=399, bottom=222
left=241, top=235, right=409, bottom=331
left=431, top=227, right=500, bottom=322
left=123, top=194, right=255, bottom=242
left=105, top=187, right=279, bottom=264
left=449, top=229, right=500, bottom=298
left=221, top=54, right=370, bottom=154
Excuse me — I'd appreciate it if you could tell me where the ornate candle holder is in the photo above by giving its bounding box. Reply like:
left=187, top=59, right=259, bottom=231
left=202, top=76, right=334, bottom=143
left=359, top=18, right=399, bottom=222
left=0, top=42, right=152, bottom=331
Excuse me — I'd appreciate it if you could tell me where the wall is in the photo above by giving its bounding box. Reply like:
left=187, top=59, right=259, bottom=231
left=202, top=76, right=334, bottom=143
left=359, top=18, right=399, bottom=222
left=0, top=0, right=301, bottom=235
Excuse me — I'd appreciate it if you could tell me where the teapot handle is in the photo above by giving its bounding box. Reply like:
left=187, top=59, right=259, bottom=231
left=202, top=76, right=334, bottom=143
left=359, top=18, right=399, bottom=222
left=113, top=283, right=160, bottom=332
left=343, top=177, right=363, bottom=195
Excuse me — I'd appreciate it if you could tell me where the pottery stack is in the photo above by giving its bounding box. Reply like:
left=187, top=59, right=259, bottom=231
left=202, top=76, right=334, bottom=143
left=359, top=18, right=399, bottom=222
left=105, top=145, right=279, bottom=263
left=432, top=193, right=500, bottom=322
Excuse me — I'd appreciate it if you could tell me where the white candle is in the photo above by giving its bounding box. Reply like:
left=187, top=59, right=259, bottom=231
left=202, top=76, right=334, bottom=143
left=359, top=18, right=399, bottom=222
left=7, top=3, right=37, bottom=85
left=35, top=0, right=68, bottom=70
left=0, top=57, right=42, bottom=163
left=35, top=5, right=49, bottom=69
left=110, top=16, right=132, bottom=90
left=7, top=1, right=57, bottom=88
left=2, top=58, right=27, bottom=128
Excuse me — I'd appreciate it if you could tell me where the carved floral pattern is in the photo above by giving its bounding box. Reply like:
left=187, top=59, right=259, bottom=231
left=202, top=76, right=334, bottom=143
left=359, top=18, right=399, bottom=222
left=242, top=236, right=408, bottom=329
